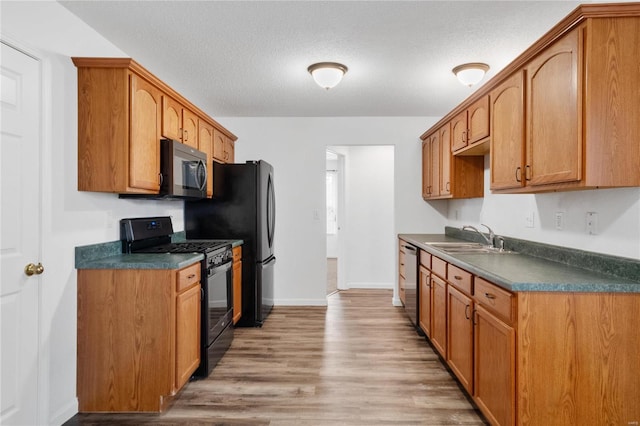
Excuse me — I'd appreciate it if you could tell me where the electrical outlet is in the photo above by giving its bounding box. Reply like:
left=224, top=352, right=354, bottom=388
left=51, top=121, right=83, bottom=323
left=586, top=212, right=598, bottom=235
left=554, top=212, right=564, bottom=230
left=525, top=212, right=535, bottom=228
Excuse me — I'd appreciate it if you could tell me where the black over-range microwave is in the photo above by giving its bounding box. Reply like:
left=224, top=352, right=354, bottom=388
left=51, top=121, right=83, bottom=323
left=119, top=139, right=208, bottom=200
left=160, top=139, right=207, bottom=199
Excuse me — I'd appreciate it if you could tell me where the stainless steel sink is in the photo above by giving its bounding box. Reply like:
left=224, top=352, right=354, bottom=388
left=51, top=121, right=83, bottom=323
left=425, top=242, right=517, bottom=254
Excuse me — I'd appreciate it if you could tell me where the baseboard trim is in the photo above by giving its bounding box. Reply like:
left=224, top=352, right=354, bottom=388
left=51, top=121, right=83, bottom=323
left=346, top=281, right=393, bottom=289
left=274, top=298, right=328, bottom=306
left=49, top=398, right=78, bottom=426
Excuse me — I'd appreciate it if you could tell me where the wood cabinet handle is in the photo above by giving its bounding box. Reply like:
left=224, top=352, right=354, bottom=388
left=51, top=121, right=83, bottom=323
left=187, top=274, right=196, bottom=279
left=454, top=275, right=463, bottom=280
left=515, top=167, right=522, bottom=183
left=446, top=182, right=450, bottom=192
left=462, top=131, right=467, bottom=142
left=184, top=129, right=189, bottom=141
left=525, top=165, right=532, bottom=181
left=484, top=292, right=496, bottom=299
left=465, top=304, right=470, bottom=320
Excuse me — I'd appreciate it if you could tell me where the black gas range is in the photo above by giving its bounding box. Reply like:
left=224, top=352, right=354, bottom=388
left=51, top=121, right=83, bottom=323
left=120, top=216, right=235, bottom=378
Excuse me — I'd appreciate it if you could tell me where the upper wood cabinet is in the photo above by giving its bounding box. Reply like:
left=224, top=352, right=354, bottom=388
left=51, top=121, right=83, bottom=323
left=162, top=96, right=198, bottom=148
left=422, top=122, right=484, bottom=200
left=451, top=96, right=490, bottom=154
left=421, top=5, right=640, bottom=195
left=422, top=132, right=440, bottom=199
left=490, top=71, right=525, bottom=190
left=73, top=57, right=237, bottom=196
left=129, top=74, right=163, bottom=192
left=75, top=64, right=161, bottom=194
left=525, top=28, right=581, bottom=188
left=213, top=128, right=235, bottom=163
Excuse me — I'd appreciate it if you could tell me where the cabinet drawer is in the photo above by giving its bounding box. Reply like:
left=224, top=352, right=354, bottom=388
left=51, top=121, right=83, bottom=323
left=420, top=250, right=431, bottom=268
left=431, top=256, right=447, bottom=278
left=447, top=264, right=472, bottom=295
left=474, top=277, right=514, bottom=324
left=233, top=246, right=242, bottom=263
left=177, top=263, right=200, bottom=293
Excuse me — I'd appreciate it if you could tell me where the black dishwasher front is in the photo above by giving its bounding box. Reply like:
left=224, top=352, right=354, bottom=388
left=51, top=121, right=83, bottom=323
left=403, top=243, right=419, bottom=330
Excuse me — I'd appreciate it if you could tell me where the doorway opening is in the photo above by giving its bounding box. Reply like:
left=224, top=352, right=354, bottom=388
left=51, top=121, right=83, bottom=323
left=325, top=145, right=395, bottom=296
left=326, top=149, right=341, bottom=295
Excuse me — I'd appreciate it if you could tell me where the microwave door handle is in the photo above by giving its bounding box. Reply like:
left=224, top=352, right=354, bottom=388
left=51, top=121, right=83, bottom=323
left=197, top=160, right=207, bottom=191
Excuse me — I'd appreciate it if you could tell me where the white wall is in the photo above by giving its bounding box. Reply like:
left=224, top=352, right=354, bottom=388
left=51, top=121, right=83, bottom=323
left=222, top=117, right=442, bottom=306
left=3, top=2, right=192, bottom=424
left=343, top=145, right=395, bottom=289
left=448, top=156, right=640, bottom=260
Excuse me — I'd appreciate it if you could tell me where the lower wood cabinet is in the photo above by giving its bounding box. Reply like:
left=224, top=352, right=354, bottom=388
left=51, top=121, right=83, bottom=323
left=416, top=250, right=640, bottom=425
left=473, top=303, right=515, bottom=426
left=447, top=284, right=474, bottom=394
left=430, top=273, right=447, bottom=357
left=418, top=264, right=431, bottom=337
left=232, top=246, right=242, bottom=324
left=77, top=262, right=201, bottom=412
left=175, top=283, right=201, bottom=391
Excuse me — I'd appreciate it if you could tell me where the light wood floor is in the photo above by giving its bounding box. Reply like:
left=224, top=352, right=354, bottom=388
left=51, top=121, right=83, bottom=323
left=66, top=290, right=487, bottom=425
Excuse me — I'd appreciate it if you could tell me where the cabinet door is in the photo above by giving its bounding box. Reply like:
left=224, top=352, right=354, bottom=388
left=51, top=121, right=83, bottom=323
left=474, top=304, right=515, bottom=426
left=213, top=129, right=226, bottom=162
left=175, top=284, right=201, bottom=390
left=198, top=120, right=214, bottom=197
left=430, top=274, right=447, bottom=357
left=182, top=109, right=198, bottom=148
left=224, top=138, right=234, bottom=163
left=422, top=139, right=431, bottom=199
left=429, top=133, right=440, bottom=198
left=439, top=123, right=451, bottom=196
left=129, top=74, right=161, bottom=192
left=418, top=265, right=431, bottom=337
left=233, top=259, right=242, bottom=324
left=161, top=95, right=182, bottom=141
left=526, top=28, right=581, bottom=186
left=490, top=71, right=525, bottom=190
left=467, top=96, right=490, bottom=144
left=451, top=110, right=468, bottom=152
left=447, top=284, right=473, bottom=393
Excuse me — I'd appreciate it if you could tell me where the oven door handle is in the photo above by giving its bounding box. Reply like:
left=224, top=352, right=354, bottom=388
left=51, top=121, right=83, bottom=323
left=209, top=261, right=232, bottom=276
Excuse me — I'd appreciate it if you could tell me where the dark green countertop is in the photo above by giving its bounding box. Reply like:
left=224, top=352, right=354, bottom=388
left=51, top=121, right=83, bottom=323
left=399, top=232, right=640, bottom=293
left=75, top=236, right=243, bottom=270
left=76, top=252, right=204, bottom=270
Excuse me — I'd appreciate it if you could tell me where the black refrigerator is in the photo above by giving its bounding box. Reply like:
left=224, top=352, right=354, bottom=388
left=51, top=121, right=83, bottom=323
left=185, top=160, right=275, bottom=327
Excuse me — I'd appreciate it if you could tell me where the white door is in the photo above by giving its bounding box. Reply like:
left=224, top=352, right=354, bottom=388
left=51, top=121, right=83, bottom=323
left=1, top=41, right=43, bottom=426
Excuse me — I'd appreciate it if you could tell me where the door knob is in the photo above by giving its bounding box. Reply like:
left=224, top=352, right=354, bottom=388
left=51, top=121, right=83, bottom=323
left=24, top=262, right=44, bottom=276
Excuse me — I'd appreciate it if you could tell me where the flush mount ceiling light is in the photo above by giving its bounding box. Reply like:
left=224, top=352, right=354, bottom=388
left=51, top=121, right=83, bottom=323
left=452, top=63, right=490, bottom=87
left=307, top=62, right=348, bottom=90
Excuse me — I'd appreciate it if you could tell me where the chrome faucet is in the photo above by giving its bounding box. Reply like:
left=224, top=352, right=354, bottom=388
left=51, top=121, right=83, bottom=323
left=462, top=224, right=496, bottom=248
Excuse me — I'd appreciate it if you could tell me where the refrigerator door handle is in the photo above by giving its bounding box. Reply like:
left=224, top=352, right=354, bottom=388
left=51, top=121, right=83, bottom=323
left=267, top=173, right=276, bottom=248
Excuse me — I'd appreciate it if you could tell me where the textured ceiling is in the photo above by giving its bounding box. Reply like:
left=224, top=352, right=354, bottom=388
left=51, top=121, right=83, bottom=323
left=58, top=1, right=585, bottom=118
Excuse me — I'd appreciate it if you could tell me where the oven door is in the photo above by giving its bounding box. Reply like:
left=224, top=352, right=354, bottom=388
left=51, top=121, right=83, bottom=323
left=206, top=261, right=233, bottom=344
